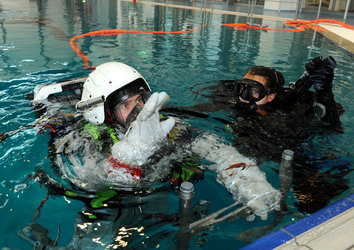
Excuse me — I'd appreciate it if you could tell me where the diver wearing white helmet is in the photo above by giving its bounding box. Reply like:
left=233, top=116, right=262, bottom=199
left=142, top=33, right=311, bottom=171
left=72, top=62, right=281, bottom=221
left=77, top=62, right=152, bottom=127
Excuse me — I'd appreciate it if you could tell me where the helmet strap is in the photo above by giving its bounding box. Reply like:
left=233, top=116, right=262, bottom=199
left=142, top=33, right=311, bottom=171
left=105, top=107, right=116, bottom=124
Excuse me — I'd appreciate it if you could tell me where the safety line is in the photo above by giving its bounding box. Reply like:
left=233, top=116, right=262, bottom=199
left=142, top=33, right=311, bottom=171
left=69, top=19, right=353, bottom=70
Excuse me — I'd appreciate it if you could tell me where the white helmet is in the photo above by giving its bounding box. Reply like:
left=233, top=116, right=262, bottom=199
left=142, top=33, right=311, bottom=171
left=76, top=62, right=151, bottom=125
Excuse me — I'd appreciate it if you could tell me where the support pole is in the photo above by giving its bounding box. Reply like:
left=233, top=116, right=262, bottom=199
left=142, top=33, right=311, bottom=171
left=279, top=150, right=294, bottom=211
left=344, top=0, right=351, bottom=21
left=177, top=182, right=194, bottom=250
left=316, top=0, right=323, bottom=19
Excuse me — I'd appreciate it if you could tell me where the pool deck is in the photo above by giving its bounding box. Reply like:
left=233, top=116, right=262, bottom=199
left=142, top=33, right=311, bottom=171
left=241, top=194, right=354, bottom=250
left=311, top=23, right=354, bottom=54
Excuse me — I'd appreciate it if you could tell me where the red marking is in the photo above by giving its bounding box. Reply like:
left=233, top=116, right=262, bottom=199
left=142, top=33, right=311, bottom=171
left=106, top=108, right=115, bottom=124
left=108, top=158, right=141, bottom=180
left=37, top=121, right=56, bottom=133
left=256, top=108, right=267, bottom=116
left=227, top=163, right=248, bottom=176
left=226, top=162, right=247, bottom=170
left=32, top=192, right=49, bottom=223
left=170, top=177, right=178, bottom=185
left=21, top=174, right=33, bottom=184
left=226, top=162, right=257, bottom=173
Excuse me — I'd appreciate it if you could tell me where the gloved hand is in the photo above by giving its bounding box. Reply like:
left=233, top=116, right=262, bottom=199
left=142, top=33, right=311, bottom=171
left=217, top=163, right=281, bottom=221
left=192, top=134, right=281, bottom=221
left=111, top=92, right=175, bottom=166
left=245, top=184, right=281, bottom=221
left=305, top=56, right=336, bottom=92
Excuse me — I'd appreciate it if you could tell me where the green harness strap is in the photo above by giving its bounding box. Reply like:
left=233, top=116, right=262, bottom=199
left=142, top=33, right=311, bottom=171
left=104, top=126, right=119, bottom=144
left=83, top=123, right=119, bottom=144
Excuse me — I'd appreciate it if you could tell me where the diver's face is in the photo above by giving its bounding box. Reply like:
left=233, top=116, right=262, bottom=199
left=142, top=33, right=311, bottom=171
left=240, top=73, right=275, bottom=105
left=114, top=94, right=144, bottom=123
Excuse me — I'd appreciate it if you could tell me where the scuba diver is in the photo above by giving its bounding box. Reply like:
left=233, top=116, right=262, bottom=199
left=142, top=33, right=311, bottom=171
left=66, top=61, right=281, bottom=216
left=22, top=62, right=282, bottom=248
left=172, top=56, right=351, bottom=214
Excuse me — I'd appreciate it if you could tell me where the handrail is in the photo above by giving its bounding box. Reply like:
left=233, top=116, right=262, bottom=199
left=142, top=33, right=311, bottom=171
left=344, top=0, right=351, bottom=20
left=233, top=0, right=352, bottom=22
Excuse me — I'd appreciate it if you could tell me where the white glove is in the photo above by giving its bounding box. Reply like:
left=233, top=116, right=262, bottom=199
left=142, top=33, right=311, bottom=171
left=192, top=134, right=281, bottom=220
left=111, top=92, right=175, bottom=166
left=218, top=165, right=281, bottom=221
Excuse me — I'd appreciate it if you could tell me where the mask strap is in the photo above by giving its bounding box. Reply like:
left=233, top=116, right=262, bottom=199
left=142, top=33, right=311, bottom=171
left=274, top=70, right=279, bottom=85
left=268, top=69, right=279, bottom=94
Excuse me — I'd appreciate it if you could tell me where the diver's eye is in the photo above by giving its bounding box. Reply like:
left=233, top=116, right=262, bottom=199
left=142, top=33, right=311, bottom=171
left=136, top=95, right=143, bottom=105
left=120, top=103, right=128, bottom=110
left=251, top=87, right=260, bottom=99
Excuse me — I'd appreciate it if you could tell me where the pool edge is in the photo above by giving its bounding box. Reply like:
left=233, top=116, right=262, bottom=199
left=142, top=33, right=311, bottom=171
left=309, top=24, right=354, bottom=55
left=241, top=193, right=354, bottom=250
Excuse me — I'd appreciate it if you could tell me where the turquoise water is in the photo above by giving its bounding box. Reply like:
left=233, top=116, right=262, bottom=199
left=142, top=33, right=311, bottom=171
left=0, top=0, right=353, bottom=249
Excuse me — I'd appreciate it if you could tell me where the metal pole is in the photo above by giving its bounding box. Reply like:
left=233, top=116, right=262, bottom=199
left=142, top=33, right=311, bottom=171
left=316, top=0, right=323, bottom=19
left=279, top=150, right=294, bottom=211
left=295, top=0, right=300, bottom=19
left=344, top=0, right=351, bottom=20
left=251, top=0, right=255, bottom=16
left=177, top=182, right=194, bottom=250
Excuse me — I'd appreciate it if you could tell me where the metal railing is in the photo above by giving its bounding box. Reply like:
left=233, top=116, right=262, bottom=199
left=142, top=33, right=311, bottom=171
left=244, top=0, right=352, bottom=21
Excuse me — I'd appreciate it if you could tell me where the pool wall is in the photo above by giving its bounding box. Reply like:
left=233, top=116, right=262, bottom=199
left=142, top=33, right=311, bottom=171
left=242, top=193, right=354, bottom=249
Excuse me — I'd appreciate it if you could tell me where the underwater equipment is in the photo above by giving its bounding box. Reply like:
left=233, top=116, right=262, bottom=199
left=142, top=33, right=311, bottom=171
left=33, top=77, right=86, bottom=101
left=232, top=78, right=272, bottom=113
left=0, top=122, right=38, bottom=143
left=234, top=78, right=272, bottom=103
left=1, top=77, right=86, bottom=143
left=177, top=182, right=194, bottom=248
left=76, top=95, right=105, bottom=112
left=313, top=101, right=327, bottom=119
left=189, top=202, right=250, bottom=230
left=288, top=56, right=336, bottom=97
left=279, top=149, right=294, bottom=211
left=18, top=223, right=59, bottom=249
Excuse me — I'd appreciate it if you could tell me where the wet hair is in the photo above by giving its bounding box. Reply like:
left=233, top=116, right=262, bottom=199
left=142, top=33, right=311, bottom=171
left=246, top=66, right=285, bottom=94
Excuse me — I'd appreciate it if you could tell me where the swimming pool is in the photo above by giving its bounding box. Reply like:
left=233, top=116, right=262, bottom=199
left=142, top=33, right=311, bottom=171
left=0, top=0, right=353, bottom=249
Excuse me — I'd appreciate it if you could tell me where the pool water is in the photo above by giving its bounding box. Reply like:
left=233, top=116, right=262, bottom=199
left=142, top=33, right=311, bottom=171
left=0, top=0, right=353, bottom=249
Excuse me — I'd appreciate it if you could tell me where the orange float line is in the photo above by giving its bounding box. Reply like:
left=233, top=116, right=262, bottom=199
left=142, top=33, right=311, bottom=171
left=69, top=27, right=201, bottom=69
left=70, top=19, right=353, bottom=70
left=283, top=19, right=354, bottom=29
left=222, top=23, right=306, bottom=32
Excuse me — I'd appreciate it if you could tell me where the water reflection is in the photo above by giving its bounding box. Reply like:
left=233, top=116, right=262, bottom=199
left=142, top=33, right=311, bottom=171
left=0, top=0, right=353, bottom=248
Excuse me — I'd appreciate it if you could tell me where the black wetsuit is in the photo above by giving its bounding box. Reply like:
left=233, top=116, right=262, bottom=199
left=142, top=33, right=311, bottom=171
left=173, top=80, right=350, bottom=214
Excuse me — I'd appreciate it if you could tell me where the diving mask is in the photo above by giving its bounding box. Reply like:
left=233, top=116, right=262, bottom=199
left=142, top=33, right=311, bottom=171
left=110, top=91, right=151, bottom=127
left=234, top=79, right=271, bottom=102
